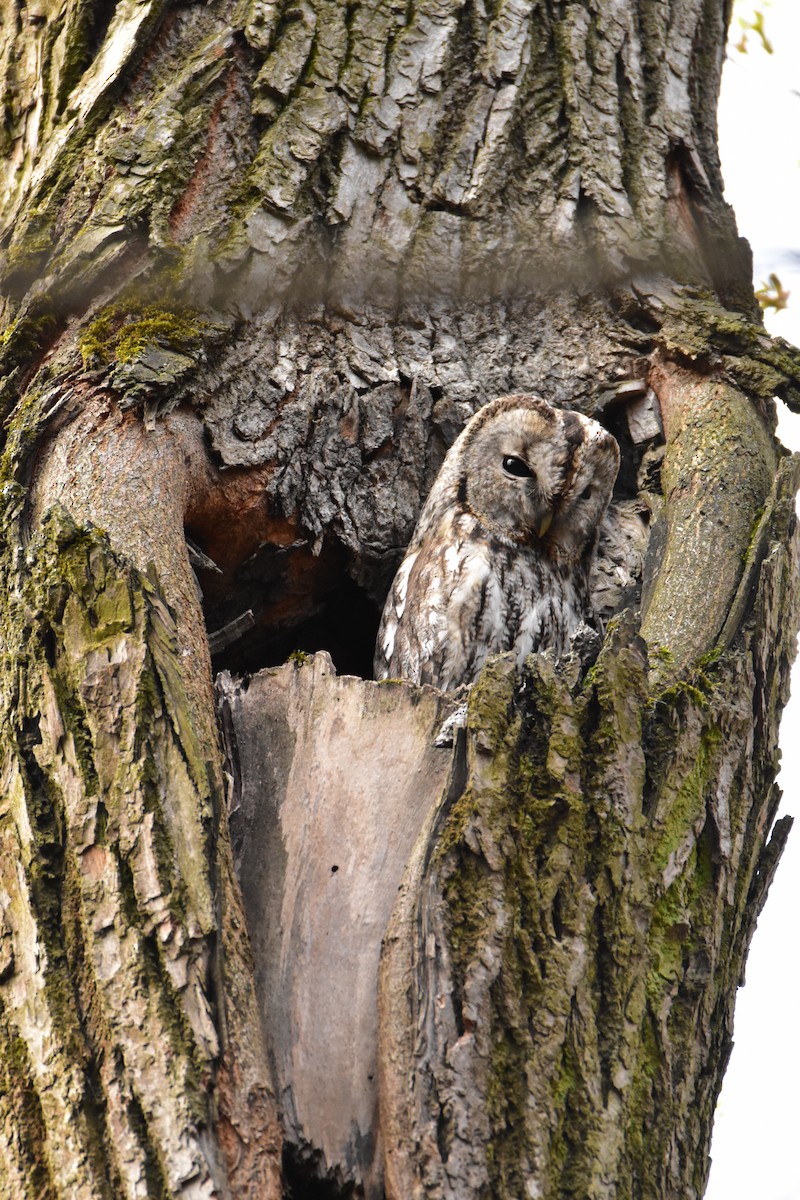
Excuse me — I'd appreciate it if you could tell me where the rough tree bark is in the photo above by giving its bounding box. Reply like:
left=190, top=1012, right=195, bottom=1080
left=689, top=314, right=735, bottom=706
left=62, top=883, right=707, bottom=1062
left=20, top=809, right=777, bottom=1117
left=0, top=1, right=798, bottom=1198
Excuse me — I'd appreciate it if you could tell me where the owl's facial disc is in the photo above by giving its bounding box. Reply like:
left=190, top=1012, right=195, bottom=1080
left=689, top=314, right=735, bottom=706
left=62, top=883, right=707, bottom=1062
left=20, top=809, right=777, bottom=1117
left=460, top=410, right=566, bottom=542
left=498, top=453, right=555, bottom=537
left=500, top=455, right=554, bottom=535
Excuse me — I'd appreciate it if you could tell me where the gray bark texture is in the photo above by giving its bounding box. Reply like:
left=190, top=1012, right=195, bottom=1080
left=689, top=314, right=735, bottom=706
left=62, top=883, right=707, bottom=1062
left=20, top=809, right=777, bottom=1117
left=0, top=1, right=799, bottom=1198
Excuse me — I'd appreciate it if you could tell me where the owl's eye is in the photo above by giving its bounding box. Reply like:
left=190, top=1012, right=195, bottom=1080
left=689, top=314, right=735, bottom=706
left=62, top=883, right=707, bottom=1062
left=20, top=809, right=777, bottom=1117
left=502, top=455, right=534, bottom=479
left=580, top=484, right=593, bottom=500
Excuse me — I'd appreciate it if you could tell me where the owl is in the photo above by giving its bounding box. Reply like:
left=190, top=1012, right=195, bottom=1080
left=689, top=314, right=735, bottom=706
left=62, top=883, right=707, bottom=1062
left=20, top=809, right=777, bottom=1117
left=374, top=394, right=620, bottom=691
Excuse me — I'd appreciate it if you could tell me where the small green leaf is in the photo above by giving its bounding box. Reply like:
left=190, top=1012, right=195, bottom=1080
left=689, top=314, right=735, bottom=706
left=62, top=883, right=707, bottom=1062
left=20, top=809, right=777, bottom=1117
left=754, top=273, right=790, bottom=314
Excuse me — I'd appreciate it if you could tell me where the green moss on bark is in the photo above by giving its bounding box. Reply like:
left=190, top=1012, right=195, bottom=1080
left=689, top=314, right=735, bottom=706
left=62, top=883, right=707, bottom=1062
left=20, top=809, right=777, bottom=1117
left=79, top=303, right=205, bottom=369
left=0, top=1013, right=59, bottom=1200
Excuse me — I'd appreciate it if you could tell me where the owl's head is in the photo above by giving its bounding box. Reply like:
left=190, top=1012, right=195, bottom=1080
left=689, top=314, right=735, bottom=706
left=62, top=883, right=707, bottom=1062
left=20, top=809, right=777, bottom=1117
left=453, top=395, right=619, bottom=556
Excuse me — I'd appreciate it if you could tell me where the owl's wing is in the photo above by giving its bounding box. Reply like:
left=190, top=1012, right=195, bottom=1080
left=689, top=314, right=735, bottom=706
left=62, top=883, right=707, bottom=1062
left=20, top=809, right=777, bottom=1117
left=375, top=545, right=454, bottom=685
left=374, top=550, right=421, bottom=680
left=375, top=525, right=494, bottom=689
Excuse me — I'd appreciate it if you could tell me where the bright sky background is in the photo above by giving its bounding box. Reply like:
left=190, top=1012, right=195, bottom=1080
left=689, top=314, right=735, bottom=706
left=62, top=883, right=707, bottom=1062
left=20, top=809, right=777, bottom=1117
left=708, top=4, right=800, bottom=1198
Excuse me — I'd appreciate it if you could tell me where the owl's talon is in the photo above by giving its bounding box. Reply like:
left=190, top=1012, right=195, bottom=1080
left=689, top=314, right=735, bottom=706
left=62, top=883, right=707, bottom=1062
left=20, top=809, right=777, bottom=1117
left=435, top=703, right=468, bottom=747
left=568, top=621, right=602, bottom=667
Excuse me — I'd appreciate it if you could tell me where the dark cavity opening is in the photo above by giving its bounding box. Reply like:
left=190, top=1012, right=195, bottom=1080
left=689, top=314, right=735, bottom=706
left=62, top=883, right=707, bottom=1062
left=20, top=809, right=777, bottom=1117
left=186, top=517, right=384, bottom=681
left=282, top=1144, right=364, bottom=1200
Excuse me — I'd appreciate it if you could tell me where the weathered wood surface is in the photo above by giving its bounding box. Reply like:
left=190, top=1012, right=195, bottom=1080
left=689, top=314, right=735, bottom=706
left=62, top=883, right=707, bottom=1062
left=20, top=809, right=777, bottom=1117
left=219, top=655, right=458, bottom=1197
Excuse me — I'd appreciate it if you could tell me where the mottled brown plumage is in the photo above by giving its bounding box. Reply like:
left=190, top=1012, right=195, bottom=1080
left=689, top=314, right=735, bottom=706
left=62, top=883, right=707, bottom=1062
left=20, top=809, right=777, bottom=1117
left=374, top=394, right=620, bottom=690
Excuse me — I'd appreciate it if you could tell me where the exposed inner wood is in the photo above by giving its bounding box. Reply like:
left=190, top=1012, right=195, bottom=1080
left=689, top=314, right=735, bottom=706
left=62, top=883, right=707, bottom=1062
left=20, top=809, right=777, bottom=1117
left=220, top=656, right=458, bottom=1199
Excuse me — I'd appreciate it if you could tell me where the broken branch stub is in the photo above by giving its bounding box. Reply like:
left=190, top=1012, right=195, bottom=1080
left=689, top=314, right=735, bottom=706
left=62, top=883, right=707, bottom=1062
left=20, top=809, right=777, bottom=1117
left=218, top=655, right=459, bottom=1197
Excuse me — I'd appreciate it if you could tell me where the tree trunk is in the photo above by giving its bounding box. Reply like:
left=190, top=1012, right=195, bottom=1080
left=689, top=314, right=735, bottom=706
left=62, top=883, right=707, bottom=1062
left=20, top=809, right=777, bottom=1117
left=0, top=1, right=798, bottom=1198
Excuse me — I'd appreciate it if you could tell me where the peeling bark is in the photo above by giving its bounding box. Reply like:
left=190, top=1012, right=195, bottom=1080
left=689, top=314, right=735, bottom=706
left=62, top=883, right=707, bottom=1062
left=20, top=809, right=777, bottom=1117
left=0, top=1, right=798, bottom=1198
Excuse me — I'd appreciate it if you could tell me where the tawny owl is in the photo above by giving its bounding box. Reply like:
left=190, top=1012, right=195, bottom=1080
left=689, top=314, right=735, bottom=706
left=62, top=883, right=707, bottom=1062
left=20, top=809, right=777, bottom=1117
left=374, top=394, right=620, bottom=691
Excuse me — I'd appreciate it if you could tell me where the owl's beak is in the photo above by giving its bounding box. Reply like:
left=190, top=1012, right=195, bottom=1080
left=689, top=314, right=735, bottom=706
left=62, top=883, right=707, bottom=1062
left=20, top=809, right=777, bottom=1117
left=535, top=510, right=554, bottom=538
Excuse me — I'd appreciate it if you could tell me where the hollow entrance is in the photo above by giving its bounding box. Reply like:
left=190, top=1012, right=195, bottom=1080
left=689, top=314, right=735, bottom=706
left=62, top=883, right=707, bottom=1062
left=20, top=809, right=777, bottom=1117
left=282, top=1145, right=364, bottom=1200
left=185, top=499, right=386, bottom=680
